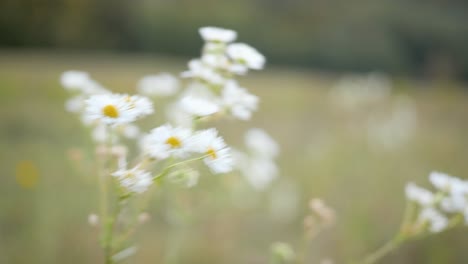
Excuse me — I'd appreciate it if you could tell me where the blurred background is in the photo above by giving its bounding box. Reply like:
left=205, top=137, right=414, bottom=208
left=2, top=0, right=468, bottom=263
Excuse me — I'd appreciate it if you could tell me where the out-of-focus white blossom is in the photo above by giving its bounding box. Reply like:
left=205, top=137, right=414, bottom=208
left=226, top=43, right=266, bottom=70
left=242, top=158, right=278, bottom=190
left=141, top=124, right=193, bottom=160
left=181, top=59, right=225, bottom=85
left=329, top=72, right=391, bottom=110
left=199, top=26, right=237, bottom=43
left=221, top=81, right=258, bottom=120
left=418, top=207, right=448, bottom=233
left=61, top=70, right=108, bottom=95
left=179, top=96, right=220, bottom=117
left=191, top=128, right=233, bottom=174
left=138, top=73, right=179, bottom=97
left=429, top=171, right=468, bottom=195
left=245, top=128, right=279, bottom=158
left=405, top=182, right=434, bottom=206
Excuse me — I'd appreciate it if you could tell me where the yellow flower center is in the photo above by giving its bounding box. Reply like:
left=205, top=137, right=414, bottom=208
left=206, top=148, right=217, bottom=159
left=165, top=136, right=181, bottom=148
left=102, top=105, right=119, bottom=118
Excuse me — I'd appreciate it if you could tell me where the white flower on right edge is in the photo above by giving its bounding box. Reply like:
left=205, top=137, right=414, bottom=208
left=222, top=81, right=258, bottom=120
left=429, top=171, right=468, bottom=195
left=190, top=128, right=233, bottom=174
left=226, top=43, right=266, bottom=70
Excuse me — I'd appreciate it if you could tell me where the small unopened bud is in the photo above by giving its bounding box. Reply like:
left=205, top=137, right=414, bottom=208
left=168, top=168, right=199, bottom=188
left=138, top=212, right=150, bottom=224
left=270, top=242, right=295, bottom=263
left=67, top=148, right=83, bottom=162
left=309, top=198, right=336, bottom=226
left=88, top=214, right=99, bottom=227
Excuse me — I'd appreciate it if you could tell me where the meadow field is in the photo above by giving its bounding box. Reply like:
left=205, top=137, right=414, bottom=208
left=1, top=50, right=468, bottom=263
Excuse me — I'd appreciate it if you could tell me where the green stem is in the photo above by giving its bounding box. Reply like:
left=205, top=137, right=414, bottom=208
left=154, top=155, right=209, bottom=182
left=360, top=236, right=403, bottom=264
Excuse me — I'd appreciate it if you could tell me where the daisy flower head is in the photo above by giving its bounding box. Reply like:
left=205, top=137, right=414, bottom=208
left=138, top=73, right=179, bottom=97
left=191, top=128, right=233, bottom=174
left=226, top=43, right=266, bottom=70
left=124, top=94, right=154, bottom=118
left=222, top=81, right=258, bottom=120
left=85, top=93, right=142, bottom=125
left=199, top=26, right=237, bottom=43
left=112, top=166, right=153, bottom=194
left=142, top=124, right=193, bottom=160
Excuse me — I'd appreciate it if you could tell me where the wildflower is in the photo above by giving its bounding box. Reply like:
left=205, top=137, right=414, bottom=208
left=199, top=26, right=237, bottom=43
left=241, top=158, right=278, bottom=190
left=138, top=73, right=179, bottom=97
left=245, top=128, right=279, bottom=158
left=61, top=70, right=108, bottom=94
left=418, top=207, right=448, bottom=233
left=405, top=182, right=434, bottom=206
left=85, top=94, right=153, bottom=125
left=124, top=95, right=154, bottom=117
left=112, top=166, right=153, bottom=194
left=142, top=124, right=193, bottom=160
left=181, top=59, right=226, bottom=85
left=191, top=128, right=233, bottom=174
left=179, top=96, right=220, bottom=117
left=429, top=171, right=468, bottom=195
left=221, top=81, right=258, bottom=120
left=226, top=43, right=265, bottom=70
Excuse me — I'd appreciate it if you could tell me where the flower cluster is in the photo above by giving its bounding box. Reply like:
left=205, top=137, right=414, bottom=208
left=61, top=26, right=279, bottom=263
left=61, top=26, right=277, bottom=196
left=405, top=171, right=468, bottom=233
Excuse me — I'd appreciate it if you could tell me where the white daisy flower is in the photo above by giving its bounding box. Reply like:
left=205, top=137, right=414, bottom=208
left=124, top=94, right=154, bottom=118
left=405, top=182, right=434, bottom=206
left=226, top=43, right=266, bottom=70
left=191, top=128, right=233, bottom=174
left=245, top=128, right=279, bottom=159
left=429, top=171, right=468, bottom=195
left=418, top=207, right=448, bottom=233
left=112, top=166, right=153, bottom=194
left=222, top=81, right=258, bottom=120
left=440, top=194, right=467, bottom=213
left=199, top=26, right=237, bottom=43
left=142, top=124, right=193, bottom=160
left=85, top=94, right=141, bottom=125
left=138, top=73, right=179, bottom=97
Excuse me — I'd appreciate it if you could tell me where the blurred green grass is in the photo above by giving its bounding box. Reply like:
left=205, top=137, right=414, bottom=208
left=1, top=50, right=468, bottom=264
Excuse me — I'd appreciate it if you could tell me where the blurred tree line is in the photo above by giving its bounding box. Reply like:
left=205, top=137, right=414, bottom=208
left=1, top=0, right=468, bottom=78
